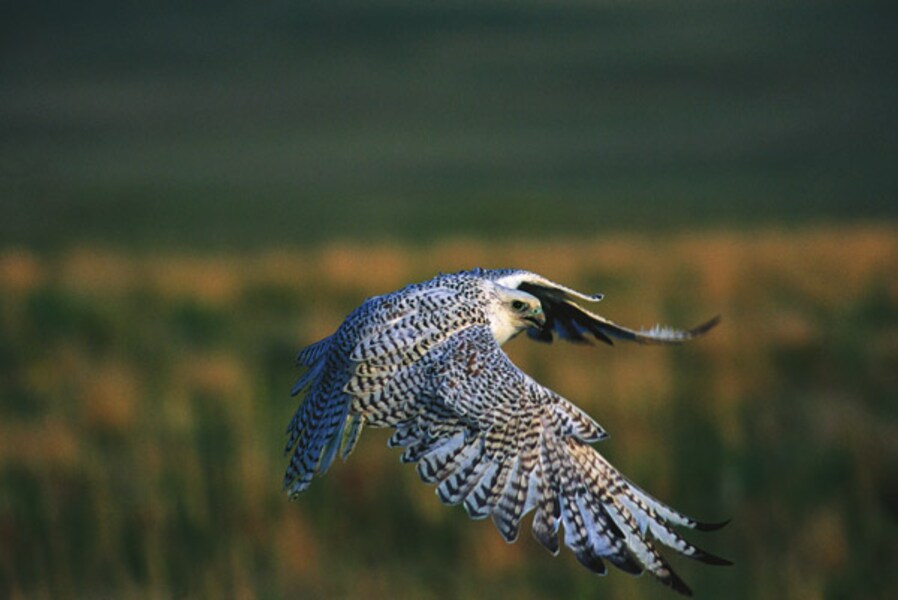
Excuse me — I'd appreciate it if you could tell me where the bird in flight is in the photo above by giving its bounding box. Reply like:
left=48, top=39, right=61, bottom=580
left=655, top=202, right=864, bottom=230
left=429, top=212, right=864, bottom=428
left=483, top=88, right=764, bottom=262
left=284, top=268, right=729, bottom=595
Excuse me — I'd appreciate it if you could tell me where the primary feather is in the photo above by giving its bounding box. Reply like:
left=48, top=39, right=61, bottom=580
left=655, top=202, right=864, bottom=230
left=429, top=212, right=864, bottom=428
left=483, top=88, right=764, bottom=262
left=284, top=268, right=728, bottom=596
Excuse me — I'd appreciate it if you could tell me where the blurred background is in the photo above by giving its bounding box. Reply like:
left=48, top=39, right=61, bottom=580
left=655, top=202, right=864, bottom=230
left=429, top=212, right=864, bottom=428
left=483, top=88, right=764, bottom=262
left=1, top=1, right=896, bottom=599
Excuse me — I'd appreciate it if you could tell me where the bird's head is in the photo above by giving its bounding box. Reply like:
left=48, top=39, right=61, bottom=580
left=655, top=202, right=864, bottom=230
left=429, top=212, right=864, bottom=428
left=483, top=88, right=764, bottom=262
left=489, top=284, right=546, bottom=345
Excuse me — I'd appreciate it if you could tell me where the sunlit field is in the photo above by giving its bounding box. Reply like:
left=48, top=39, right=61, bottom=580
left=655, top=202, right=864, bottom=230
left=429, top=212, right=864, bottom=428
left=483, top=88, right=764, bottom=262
left=1, top=226, right=896, bottom=600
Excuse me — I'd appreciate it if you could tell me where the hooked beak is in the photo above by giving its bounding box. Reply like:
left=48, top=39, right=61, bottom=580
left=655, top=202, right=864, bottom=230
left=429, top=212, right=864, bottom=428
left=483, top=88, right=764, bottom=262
left=526, top=306, right=546, bottom=327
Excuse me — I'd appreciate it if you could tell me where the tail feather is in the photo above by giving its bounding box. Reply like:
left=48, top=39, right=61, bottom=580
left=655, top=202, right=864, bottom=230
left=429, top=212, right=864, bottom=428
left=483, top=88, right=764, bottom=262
left=284, top=341, right=356, bottom=497
left=296, top=335, right=333, bottom=367
left=284, top=388, right=352, bottom=496
left=340, top=414, right=365, bottom=461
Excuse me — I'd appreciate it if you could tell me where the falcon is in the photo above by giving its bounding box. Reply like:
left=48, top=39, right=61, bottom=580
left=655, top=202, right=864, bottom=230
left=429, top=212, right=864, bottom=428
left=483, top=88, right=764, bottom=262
left=284, top=268, right=729, bottom=595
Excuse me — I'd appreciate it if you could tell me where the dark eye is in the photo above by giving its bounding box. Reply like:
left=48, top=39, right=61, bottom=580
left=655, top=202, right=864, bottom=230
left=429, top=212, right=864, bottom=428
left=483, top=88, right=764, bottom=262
left=511, top=300, right=526, bottom=311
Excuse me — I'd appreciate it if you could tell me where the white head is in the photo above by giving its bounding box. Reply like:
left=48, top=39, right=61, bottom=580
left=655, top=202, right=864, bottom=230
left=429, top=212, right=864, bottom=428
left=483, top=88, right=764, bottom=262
left=487, top=283, right=546, bottom=345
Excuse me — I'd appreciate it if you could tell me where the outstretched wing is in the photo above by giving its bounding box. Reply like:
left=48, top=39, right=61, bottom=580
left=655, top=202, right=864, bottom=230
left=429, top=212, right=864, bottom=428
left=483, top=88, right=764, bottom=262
left=498, top=275, right=719, bottom=345
left=346, top=324, right=729, bottom=596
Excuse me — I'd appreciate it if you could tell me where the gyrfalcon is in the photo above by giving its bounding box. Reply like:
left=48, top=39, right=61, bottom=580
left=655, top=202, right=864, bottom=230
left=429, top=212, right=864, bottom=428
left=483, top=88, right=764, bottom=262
left=284, top=268, right=729, bottom=596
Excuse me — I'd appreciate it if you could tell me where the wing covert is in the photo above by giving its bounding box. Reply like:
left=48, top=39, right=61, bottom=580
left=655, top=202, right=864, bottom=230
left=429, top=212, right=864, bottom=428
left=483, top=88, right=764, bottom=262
left=345, top=325, right=728, bottom=595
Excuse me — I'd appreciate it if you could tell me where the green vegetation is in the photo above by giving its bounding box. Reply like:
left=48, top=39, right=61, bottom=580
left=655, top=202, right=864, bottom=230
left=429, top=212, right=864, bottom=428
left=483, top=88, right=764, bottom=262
left=2, top=3, right=897, bottom=597
left=1, top=229, right=896, bottom=599
left=3, top=1, right=897, bottom=249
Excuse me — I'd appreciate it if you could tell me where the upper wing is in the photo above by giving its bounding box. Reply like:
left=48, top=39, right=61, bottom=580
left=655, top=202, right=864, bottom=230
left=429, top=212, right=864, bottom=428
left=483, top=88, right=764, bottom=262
left=285, top=284, right=480, bottom=495
left=509, top=277, right=719, bottom=346
left=345, top=325, right=729, bottom=596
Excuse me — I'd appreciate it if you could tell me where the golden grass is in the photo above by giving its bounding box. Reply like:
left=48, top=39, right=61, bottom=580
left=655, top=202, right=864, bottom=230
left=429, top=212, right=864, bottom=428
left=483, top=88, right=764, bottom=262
left=1, top=224, right=896, bottom=600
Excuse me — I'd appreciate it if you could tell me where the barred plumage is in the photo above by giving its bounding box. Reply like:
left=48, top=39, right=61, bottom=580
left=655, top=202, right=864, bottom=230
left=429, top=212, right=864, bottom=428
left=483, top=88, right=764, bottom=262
left=284, top=268, right=728, bottom=596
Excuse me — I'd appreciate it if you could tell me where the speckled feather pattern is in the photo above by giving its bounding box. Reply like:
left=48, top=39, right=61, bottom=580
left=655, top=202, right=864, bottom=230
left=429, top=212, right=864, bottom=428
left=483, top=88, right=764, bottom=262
left=284, top=268, right=727, bottom=596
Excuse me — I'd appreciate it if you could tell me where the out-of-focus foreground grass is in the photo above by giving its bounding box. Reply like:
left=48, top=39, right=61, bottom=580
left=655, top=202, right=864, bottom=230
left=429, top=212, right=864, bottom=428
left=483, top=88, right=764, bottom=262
left=1, top=226, right=896, bottom=600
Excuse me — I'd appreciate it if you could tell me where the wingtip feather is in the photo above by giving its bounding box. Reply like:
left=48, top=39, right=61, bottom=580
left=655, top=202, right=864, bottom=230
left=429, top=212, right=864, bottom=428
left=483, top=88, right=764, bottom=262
left=688, top=314, right=721, bottom=338
left=691, top=548, right=734, bottom=566
left=575, top=550, right=608, bottom=575
left=664, top=567, right=694, bottom=597
left=694, top=518, right=731, bottom=532
left=607, top=551, right=643, bottom=575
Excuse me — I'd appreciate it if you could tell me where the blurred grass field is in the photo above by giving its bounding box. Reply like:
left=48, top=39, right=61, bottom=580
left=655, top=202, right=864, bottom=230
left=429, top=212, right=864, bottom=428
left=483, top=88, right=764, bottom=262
left=1, top=226, right=896, bottom=599
left=4, top=1, right=898, bottom=250
left=4, top=2, right=897, bottom=598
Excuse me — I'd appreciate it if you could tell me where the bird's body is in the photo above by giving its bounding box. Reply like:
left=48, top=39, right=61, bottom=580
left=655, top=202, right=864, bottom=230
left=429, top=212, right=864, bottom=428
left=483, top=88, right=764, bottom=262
left=284, top=268, right=728, bottom=596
